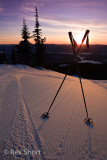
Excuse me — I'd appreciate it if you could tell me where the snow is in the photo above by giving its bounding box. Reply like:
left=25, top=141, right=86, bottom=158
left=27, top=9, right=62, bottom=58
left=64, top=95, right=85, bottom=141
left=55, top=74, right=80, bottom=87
left=91, top=80, right=107, bottom=90
left=78, top=60, right=101, bottom=64
left=0, top=64, right=107, bottom=160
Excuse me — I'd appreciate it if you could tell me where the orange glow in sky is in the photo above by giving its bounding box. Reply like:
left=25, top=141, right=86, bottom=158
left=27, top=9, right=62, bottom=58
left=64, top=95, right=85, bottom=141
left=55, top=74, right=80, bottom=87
left=0, top=0, right=107, bottom=45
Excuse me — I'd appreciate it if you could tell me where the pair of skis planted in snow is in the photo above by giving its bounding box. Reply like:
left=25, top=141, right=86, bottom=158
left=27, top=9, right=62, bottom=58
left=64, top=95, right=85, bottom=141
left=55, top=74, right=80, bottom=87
left=41, top=30, right=93, bottom=125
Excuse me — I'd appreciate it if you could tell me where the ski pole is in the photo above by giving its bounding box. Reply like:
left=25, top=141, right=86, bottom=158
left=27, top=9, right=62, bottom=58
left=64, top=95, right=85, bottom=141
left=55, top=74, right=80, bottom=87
left=76, top=62, right=89, bottom=119
left=41, top=30, right=91, bottom=119
left=47, top=74, right=67, bottom=113
left=46, top=31, right=90, bottom=116
left=41, top=42, right=83, bottom=119
left=41, top=67, right=70, bottom=118
left=69, top=31, right=89, bottom=119
left=69, top=31, right=93, bottom=124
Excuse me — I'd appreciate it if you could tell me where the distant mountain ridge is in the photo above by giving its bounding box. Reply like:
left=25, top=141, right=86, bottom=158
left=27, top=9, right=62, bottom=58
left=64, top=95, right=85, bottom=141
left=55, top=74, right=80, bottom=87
left=0, top=44, right=107, bottom=54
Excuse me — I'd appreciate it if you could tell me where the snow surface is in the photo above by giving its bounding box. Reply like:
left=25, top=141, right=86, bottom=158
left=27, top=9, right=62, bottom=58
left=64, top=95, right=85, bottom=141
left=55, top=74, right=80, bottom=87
left=78, top=60, right=101, bottom=64
left=0, top=64, right=107, bottom=160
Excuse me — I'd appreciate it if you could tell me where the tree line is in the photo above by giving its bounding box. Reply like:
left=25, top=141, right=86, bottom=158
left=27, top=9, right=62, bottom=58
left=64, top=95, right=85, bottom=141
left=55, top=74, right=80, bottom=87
left=0, top=7, right=46, bottom=67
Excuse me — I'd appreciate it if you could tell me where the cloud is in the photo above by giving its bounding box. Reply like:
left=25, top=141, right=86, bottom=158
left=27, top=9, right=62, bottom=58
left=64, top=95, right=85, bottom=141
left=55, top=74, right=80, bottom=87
left=0, top=1, right=3, bottom=12
left=21, top=0, right=44, bottom=12
left=39, top=17, right=107, bottom=30
left=0, top=7, right=3, bottom=12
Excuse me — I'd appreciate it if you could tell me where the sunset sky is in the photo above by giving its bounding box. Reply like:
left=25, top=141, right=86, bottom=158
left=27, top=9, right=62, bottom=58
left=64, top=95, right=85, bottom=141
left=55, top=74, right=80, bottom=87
left=0, top=0, right=107, bottom=44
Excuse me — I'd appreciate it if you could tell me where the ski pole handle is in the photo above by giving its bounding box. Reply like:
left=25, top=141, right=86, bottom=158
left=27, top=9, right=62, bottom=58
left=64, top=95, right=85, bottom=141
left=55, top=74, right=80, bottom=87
left=68, top=32, right=76, bottom=56
left=68, top=32, right=73, bottom=45
left=82, top=30, right=90, bottom=44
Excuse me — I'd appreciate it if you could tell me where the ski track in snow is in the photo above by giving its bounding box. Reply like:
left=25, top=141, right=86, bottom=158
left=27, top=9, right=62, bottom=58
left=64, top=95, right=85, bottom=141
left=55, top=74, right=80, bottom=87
left=0, top=64, right=107, bottom=160
left=15, top=75, right=46, bottom=160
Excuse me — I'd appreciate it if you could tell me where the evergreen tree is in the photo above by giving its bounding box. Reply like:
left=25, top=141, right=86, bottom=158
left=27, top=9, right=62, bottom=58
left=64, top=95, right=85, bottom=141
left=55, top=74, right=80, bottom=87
left=0, top=52, right=2, bottom=64
left=33, top=7, right=46, bottom=66
left=21, top=18, right=30, bottom=41
left=17, top=18, right=31, bottom=65
left=11, top=48, right=16, bottom=64
left=2, top=48, right=7, bottom=64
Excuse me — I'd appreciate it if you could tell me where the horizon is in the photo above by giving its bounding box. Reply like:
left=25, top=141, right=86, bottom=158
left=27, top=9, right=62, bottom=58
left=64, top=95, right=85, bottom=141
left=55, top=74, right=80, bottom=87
left=0, top=0, right=107, bottom=45
left=0, top=43, right=107, bottom=46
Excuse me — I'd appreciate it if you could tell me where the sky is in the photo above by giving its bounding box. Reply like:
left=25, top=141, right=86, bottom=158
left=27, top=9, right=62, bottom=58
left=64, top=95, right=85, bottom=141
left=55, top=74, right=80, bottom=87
left=0, top=0, right=107, bottom=44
